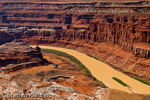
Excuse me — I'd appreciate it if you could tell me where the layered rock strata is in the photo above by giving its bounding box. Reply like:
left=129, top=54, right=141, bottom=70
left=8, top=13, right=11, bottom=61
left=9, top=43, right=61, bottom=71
left=0, top=39, right=47, bottom=73
left=0, top=1, right=150, bottom=27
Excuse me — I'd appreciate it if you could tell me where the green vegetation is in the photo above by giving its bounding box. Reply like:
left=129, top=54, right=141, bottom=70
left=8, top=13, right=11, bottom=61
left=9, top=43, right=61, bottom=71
left=86, top=54, right=100, bottom=61
left=86, top=53, right=150, bottom=87
left=131, top=76, right=150, bottom=86
left=112, top=77, right=130, bottom=87
left=42, top=49, right=91, bottom=74
left=42, top=49, right=108, bottom=88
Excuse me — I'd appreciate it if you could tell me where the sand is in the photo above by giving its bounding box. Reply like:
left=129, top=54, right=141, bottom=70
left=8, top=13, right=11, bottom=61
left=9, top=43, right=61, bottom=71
left=31, top=45, right=150, bottom=94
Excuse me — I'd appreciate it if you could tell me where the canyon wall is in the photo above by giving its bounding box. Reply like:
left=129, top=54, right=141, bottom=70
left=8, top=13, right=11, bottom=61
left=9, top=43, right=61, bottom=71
left=17, top=22, right=150, bottom=81
left=20, top=21, right=150, bottom=58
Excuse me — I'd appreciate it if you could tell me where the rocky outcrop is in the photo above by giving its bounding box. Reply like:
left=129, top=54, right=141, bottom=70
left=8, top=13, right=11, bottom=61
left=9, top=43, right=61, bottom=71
left=0, top=39, right=48, bottom=73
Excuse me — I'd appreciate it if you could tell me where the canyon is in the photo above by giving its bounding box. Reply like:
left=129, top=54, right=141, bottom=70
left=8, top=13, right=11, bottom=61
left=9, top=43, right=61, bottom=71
left=0, top=0, right=150, bottom=99
left=3, top=22, right=150, bottom=83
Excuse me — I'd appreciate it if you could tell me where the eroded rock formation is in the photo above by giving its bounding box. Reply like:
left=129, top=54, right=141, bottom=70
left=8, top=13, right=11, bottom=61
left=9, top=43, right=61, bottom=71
left=0, top=39, right=48, bottom=73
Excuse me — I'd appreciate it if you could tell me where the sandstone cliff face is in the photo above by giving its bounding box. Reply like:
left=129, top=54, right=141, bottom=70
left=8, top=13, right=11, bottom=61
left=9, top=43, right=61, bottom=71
left=21, top=29, right=56, bottom=44
left=85, top=22, right=150, bottom=58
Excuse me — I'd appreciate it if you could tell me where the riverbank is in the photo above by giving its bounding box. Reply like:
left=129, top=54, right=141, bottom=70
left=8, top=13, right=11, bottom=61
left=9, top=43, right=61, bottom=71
left=31, top=45, right=150, bottom=94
